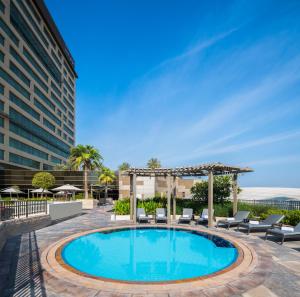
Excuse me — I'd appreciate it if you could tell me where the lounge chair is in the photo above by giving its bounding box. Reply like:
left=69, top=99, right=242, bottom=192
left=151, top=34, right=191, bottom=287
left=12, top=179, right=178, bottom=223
left=137, top=208, right=151, bottom=223
left=197, top=208, right=214, bottom=225
left=237, top=214, right=285, bottom=234
left=216, top=211, right=250, bottom=229
left=178, top=208, right=193, bottom=224
left=265, top=222, right=300, bottom=244
left=155, top=208, right=167, bottom=223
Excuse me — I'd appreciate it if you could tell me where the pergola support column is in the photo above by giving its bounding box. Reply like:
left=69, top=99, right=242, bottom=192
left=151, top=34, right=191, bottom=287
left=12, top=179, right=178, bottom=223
left=208, top=171, right=214, bottom=228
left=133, top=174, right=137, bottom=224
left=129, top=175, right=133, bottom=220
left=172, top=176, right=177, bottom=221
left=167, top=174, right=171, bottom=224
left=232, top=173, right=238, bottom=215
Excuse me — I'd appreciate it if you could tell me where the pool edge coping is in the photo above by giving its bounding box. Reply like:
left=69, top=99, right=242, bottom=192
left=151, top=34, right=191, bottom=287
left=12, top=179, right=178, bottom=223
left=55, top=225, right=244, bottom=285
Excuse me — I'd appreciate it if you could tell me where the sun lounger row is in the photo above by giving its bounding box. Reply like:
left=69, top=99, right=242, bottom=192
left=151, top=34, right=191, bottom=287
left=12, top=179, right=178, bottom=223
left=137, top=207, right=299, bottom=244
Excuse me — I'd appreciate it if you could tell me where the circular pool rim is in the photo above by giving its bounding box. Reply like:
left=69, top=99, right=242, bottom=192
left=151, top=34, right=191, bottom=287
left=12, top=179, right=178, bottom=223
left=55, top=226, right=244, bottom=284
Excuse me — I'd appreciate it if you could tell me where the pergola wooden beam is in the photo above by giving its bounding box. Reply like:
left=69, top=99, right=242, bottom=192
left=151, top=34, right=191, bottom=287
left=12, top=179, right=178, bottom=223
left=124, top=163, right=253, bottom=225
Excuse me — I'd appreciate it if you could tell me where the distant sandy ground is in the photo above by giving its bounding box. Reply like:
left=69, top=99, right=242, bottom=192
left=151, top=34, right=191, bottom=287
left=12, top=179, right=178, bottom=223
left=235, top=187, right=300, bottom=201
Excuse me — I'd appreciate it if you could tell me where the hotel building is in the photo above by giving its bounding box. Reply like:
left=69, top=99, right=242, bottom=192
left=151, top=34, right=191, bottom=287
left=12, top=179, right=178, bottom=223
left=0, top=0, right=76, bottom=171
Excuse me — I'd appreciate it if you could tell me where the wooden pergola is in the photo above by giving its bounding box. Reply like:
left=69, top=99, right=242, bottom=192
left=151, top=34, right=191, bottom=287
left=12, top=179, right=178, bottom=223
left=123, top=163, right=253, bottom=227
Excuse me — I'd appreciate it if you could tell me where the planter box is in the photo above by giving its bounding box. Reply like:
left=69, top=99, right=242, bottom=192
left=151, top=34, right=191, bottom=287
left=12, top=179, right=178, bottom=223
left=48, top=201, right=82, bottom=220
left=80, top=199, right=98, bottom=209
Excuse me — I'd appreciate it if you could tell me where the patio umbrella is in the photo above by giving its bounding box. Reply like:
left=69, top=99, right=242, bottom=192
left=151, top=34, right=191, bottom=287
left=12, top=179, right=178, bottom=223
left=52, top=184, right=83, bottom=200
left=52, top=184, right=82, bottom=192
left=31, top=188, right=52, bottom=194
left=31, top=188, right=52, bottom=198
left=1, top=187, right=24, bottom=198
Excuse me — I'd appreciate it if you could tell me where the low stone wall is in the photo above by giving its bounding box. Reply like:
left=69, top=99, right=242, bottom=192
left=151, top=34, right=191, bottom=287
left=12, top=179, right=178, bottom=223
left=48, top=201, right=82, bottom=220
left=0, top=214, right=51, bottom=252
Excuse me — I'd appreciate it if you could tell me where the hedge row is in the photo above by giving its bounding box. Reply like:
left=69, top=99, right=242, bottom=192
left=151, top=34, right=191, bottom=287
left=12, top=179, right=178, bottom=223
left=114, top=198, right=300, bottom=226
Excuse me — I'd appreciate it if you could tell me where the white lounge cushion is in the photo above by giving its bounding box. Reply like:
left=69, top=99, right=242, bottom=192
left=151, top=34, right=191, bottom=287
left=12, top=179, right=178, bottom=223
left=202, top=214, right=208, bottom=219
left=249, top=220, right=259, bottom=225
left=281, top=226, right=294, bottom=232
left=139, top=214, right=146, bottom=217
left=182, top=214, right=190, bottom=218
left=157, top=214, right=165, bottom=218
left=226, top=218, right=235, bottom=221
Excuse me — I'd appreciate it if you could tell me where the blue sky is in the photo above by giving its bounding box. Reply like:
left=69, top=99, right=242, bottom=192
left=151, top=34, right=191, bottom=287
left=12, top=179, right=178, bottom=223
left=46, top=0, right=300, bottom=187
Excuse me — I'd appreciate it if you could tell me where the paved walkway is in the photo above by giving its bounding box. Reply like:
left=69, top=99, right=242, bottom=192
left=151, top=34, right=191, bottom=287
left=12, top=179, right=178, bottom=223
left=0, top=208, right=299, bottom=297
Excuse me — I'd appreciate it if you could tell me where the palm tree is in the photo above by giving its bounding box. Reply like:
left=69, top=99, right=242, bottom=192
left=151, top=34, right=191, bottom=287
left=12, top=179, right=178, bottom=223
left=69, top=145, right=103, bottom=199
left=98, top=167, right=116, bottom=204
left=118, top=162, right=130, bottom=171
left=147, top=158, right=161, bottom=169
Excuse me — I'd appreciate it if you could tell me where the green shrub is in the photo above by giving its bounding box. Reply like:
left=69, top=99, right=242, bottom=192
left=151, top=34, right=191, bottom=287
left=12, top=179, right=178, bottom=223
left=114, top=198, right=130, bottom=215
left=113, top=197, right=300, bottom=226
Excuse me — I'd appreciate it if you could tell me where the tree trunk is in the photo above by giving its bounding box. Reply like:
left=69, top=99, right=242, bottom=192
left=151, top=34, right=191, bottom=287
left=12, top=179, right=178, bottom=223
left=104, top=184, right=108, bottom=205
left=84, top=169, right=89, bottom=199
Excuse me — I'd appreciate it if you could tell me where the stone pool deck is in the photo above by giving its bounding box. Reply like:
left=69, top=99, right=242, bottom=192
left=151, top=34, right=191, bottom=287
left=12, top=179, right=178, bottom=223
left=0, top=208, right=299, bottom=297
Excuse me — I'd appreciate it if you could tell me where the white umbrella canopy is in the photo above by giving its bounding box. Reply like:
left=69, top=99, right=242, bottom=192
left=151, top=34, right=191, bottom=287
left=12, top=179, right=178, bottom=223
left=31, top=188, right=52, bottom=194
left=52, top=184, right=82, bottom=192
left=1, top=187, right=24, bottom=198
left=1, top=187, right=24, bottom=194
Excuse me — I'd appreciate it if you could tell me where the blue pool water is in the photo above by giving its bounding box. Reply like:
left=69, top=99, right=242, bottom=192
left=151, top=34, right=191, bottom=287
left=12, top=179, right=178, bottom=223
left=62, top=228, right=238, bottom=282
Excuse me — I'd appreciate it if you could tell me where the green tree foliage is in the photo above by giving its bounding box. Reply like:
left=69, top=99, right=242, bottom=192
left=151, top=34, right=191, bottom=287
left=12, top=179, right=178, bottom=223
left=69, top=144, right=103, bottom=199
left=147, top=158, right=161, bottom=169
left=98, top=167, right=116, bottom=203
left=32, top=172, right=55, bottom=196
left=191, top=176, right=234, bottom=205
left=118, top=162, right=130, bottom=171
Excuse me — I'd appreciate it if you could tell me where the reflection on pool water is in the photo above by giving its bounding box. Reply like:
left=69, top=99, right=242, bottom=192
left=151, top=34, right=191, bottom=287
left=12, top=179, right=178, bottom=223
left=62, top=228, right=238, bottom=282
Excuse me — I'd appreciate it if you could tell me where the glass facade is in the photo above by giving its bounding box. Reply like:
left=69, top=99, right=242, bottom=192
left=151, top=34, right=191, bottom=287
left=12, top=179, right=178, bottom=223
left=0, top=0, right=76, bottom=170
left=9, top=152, right=40, bottom=169
left=9, top=137, right=48, bottom=160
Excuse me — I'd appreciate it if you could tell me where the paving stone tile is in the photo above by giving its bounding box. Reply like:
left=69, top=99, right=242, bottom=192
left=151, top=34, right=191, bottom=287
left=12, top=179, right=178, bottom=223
left=242, top=285, right=278, bottom=297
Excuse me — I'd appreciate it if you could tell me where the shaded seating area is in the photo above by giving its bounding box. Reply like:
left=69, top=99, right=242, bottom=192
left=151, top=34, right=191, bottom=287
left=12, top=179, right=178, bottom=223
left=155, top=208, right=167, bottom=223
left=217, top=211, right=250, bottom=229
left=265, top=222, right=300, bottom=244
left=137, top=208, right=151, bottom=223
left=178, top=208, right=193, bottom=224
left=197, top=208, right=214, bottom=225
left=238, top=214, right=285, bottom=235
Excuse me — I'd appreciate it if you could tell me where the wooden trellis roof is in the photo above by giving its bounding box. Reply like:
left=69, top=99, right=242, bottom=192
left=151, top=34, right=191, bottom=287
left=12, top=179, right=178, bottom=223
left=123, top=162, right=253, bottom=177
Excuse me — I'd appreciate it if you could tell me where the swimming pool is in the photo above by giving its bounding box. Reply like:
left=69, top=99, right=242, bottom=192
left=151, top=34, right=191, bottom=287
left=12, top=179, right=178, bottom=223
left=61, top=227, right=238, bottom=283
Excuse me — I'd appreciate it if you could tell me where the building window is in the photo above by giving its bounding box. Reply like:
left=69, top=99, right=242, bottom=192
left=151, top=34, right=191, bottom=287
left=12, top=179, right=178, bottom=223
left=0, top=66, right=30, bottom=99
left=10, top=46, right=48, bottom=92
left=9, top=152, right=40, bottom=169
left=43, top=118, right=55, bottom=132
left=63, top=124, right=73, bottom=137
left=16, top=0, right=49, bottom=48
left=34, top=86, right=55, bottom=111
left=0, top=132, right=3, bottom=143
left=9, top=61, right=31, bottom=87
left=0, top=49, right=4, bottom=62
left=50, top=155, right=61, bottom=164
left=0, top=0, right=5, bottom=14
left=51, top=81, right=61, bottom=97
left=0, top=116, right=3, bottom=127
left=10, top=122, right=69, bottom=159
left=0, top=100, right=3, bottom=111
left=34, top=98, right=61, bottom=126
left=0, top=33, right=4, bottom=46
left=23, top=47, right=48, bottom=81
left=10, top=2, right=61, bottom=84
left=0, top=18, right=19, bottom=45
left=51, top=92, right=66, bottom=112
left=9, top=108, right=70, bottom=156
left=43, top=163, right=53, bottom=170
left=0, top=83, right=3, bottom=94
left=51, top=49, right=61, bottom=67
left=0, top=149, right=3, bottom=160
left=9, top=137, right=48, bottom=160
left=9, top=91, right=40, bottom=120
